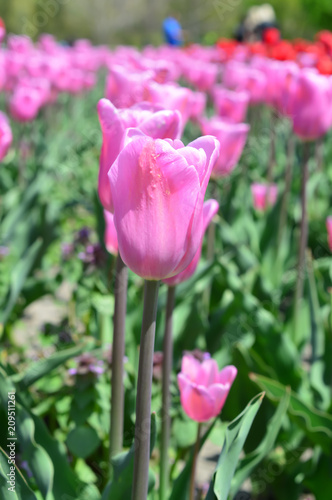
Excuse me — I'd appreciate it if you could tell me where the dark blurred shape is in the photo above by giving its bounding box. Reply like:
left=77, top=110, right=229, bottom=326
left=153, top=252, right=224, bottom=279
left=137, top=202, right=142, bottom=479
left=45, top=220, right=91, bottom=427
left=235, top=4, right=278, bottom=42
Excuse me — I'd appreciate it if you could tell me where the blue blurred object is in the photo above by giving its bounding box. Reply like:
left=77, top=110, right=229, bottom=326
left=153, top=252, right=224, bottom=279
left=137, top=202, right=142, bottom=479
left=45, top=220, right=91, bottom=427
left=163, top=17, right=183, bottom=46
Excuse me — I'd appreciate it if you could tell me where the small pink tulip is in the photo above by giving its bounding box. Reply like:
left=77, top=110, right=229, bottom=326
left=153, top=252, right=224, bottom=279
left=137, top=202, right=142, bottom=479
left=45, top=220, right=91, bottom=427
left=251, top=183, right=278, bottom=211
left=9, top=85, right=42, bottom=122
left=97, top=98, right=182, bottom=213
left=213, top=86, right=249, bottom=123
left=163, top=199, right=219, bottom=286
left=177, top=355, right=237, bottom=422
left=200, top=117, right=249, bottom=177
left=326, top=217, right=332, bottom=251
left=0, top=112, right=12, bottom=161
left=104, top=210, right=118, bottom=255
left=108, top=129, right=220, bottom=280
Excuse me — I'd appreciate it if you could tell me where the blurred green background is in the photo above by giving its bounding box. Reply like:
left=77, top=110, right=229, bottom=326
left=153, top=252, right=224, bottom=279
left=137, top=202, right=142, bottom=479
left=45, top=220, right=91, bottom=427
left=1, top=0, right=332, bottom=45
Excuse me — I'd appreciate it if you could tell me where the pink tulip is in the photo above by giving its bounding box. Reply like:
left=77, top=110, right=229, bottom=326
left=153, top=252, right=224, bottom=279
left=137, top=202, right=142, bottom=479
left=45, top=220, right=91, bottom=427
left=251, top=183, right=278, bottom=211
left=105, top=66, right=154, bottom=108
left=326, top=217, right=332, bottom=251
left=104, top=210, right=118, bottom=255
left=188, top=91, right=206, bottom=122
left=144, top=81, right=193, bottom=128
left=108, top=129, right=220, bottom=280
left=97, top=98, right=182, bottom=213
left=163, top=199, right=219, bottom=286
left=0, top=112, right=12, bottom=161
left=177, top=355, right=237, bottom=422
left=288, top=70, right=332, bottom=140
left=213, top=86, right=249, bottom=123
left=200, top=117, right=249, bottom=177
left=182, top=59, right=218, bottom=91
left=9, top=85, right=42, bottom=122
left=223, top=61, right=266, bottom=104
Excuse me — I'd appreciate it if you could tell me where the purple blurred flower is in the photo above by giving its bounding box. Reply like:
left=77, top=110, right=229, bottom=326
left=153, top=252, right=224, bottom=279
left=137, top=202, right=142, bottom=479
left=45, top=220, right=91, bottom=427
left=61, top=242, right=74, bottom=259
left=152, top=351, right=164, bottom=382
left=0, top=245, right=9, bottom=257
left=75, top=227, right=90, bottom=244
left=183, top=349, right=211, bottom=363
left=68, top=353, right=105, bottom=377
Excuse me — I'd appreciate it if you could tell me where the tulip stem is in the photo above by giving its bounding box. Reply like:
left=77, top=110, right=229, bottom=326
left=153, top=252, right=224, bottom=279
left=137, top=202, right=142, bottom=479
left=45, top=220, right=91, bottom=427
left=207, top=221, right=216, bottom=261
left=159, top=285, right=176, bottom=500
left=277, top=134, right=295, bottom=249
left=189, top=423, right=201, bottom=500
left=294, top=141, right=310, bottom=342
left=315, top=136, right=323, bottom=173
left=267, top=111, right=276, bottom=185
left=207, top=180, right=219, bottom=261
left=132, top=279, right=160, bottom=500
left=110, top=253, right=128, bottom=459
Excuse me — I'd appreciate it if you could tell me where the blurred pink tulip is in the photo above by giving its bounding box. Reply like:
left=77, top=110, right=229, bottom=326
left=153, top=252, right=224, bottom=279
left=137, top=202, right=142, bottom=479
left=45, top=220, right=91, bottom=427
left=0, top=112, right=12, bottom=161
left=144, top=81, right=193, bottom=128
left=223, top=61, right=266, bottom=103
left=104, top=210, right=118, bottom=255
left=251, top=183, right=278, bottom=211
left=97, top=98, right=182, bottom=213
left=213, top=86, right=249, bottom=123
left=326, top=217, right=332, bottom=251
left=105, top=65, right=154, bottom=108
left=188, top=91, right=206, bottom=122
left=177, top=355, right=237, bottom=422
left=182, top=59, right=218, bottom=91
left=288, top=70, right=332, bottom=140
left=200, top=117, right=249, bottom=177
left=9, top=86, right=42, bottom=122
left=108, top=129, right=220, bottom=280
left=163, top=199, right=219, bottom=286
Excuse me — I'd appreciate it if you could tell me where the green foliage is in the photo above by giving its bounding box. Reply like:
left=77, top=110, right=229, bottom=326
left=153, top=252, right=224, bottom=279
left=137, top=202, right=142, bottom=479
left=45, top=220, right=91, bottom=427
left=0, top=74, right=331, bottom=500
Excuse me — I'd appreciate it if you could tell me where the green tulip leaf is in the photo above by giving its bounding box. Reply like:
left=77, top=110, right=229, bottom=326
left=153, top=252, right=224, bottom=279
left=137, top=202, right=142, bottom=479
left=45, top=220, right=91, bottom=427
left=206, top=392, right=265, bottom=500
left=230, top=388, right=290, bottom=496
left=250, top=373, right=332, bottom=454
left=0, top=447, right=37, bottom=500
left=66, top=426, right=100, bottom=459
left=101, top=412, right=156, bottom=500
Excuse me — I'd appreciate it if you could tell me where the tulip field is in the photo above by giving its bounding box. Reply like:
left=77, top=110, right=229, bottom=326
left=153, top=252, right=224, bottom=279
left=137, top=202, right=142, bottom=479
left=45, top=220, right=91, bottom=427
left=1, top=31, right=332, bottom=500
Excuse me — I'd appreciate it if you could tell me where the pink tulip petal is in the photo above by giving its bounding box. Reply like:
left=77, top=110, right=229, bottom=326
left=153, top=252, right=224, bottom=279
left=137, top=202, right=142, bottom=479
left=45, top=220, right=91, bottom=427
left=178, top=375, right=215, bottom=422
left=104, top=210, right=118, bottom=255
left=218, top=365, right=238, bottom=385
left=181, top=355, right=201, bottom=381
left=197, top=358, right=220, bottom=387
left=162, top=199, right=219, bottom=286
left=208, top=383, right=230, bottom=415
left=140, top=109, right=182, bottom=140
left=187, top=136, right=220, bottom=193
